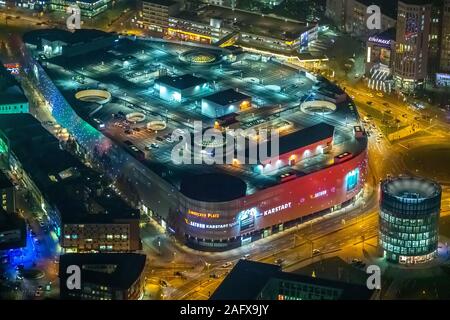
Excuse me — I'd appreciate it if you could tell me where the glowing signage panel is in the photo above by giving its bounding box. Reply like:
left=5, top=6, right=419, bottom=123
left=346, top=168, right=360, bottom=192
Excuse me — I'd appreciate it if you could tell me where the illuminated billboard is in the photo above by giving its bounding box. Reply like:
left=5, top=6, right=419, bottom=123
left=239, top=208, right=257, bottom=232
left=345, top=168, right=360, bottom=192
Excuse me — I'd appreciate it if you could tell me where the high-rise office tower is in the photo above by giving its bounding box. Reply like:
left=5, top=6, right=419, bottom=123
left=393, top=0, right=433, bottom=92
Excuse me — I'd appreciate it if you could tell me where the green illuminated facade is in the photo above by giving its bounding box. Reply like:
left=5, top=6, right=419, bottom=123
left=379, top=177, right=441, bottom=264
left=0, top=131, right=10, bottom=169
left=50, top=0, right=111, bottom=18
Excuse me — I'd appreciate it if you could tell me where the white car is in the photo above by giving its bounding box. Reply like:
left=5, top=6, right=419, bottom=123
left=221, top=262, right=233, bottom=268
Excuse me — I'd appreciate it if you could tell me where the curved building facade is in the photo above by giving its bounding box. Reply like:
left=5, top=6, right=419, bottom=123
left=379, top=176, right=441, bottom=264
left=176, top=148, right=368, bottom=251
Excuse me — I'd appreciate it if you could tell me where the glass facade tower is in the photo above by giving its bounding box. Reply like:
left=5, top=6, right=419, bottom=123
left=379, top=176, right=441, bottom=264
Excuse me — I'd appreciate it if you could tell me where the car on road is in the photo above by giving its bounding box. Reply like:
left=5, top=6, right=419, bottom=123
left=242, top=254, right=251, bottom=260
left=35, top=290, right=41, bottom=297
left=312, top=249, right=321, bottom=256
left=221, top=262, right=233, bottom=268
left=145, top=143, right=159, bottom=150
left=274, top=258, right=285, bottom=266
left=376, top=92, right=384, bottom=98
left=159, top=280, right=168, bottom=287
left=156, top=136, right=164, bottom=142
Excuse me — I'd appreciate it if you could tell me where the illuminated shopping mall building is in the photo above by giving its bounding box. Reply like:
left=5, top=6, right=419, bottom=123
left=22, top=30, right=368, bottom=251
left=379, top=176, right=441, bottom=264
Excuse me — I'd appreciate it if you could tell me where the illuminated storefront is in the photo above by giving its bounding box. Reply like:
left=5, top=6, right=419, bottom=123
left=379, top=176, right=441, bottom=264
left=365, top=29, right=395, bottom=93
left=176, top=148, right=368, bottom=251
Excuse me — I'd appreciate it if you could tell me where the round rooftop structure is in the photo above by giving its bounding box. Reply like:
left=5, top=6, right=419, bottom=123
left=126, top=112, right=146, bottom=123
left=147, top=120, right=167, bottom=131
left=300, top=100, right=337, bottom=115
left=180, top=173, right=247, bottom=202
left=180, top=49, right=223, bottom=65
left=381, top=176, right=441, bottom=203
left=75, top=89, right=111, bottom=105
left=379, top=176, right=441, bottom=264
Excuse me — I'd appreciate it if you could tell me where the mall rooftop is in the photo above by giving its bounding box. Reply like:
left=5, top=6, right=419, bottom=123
left=203, top=88, right=251, bottom=106
left=155, top=74, right=208, bottom=90
left=30, top=37, right=366, bottom=196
